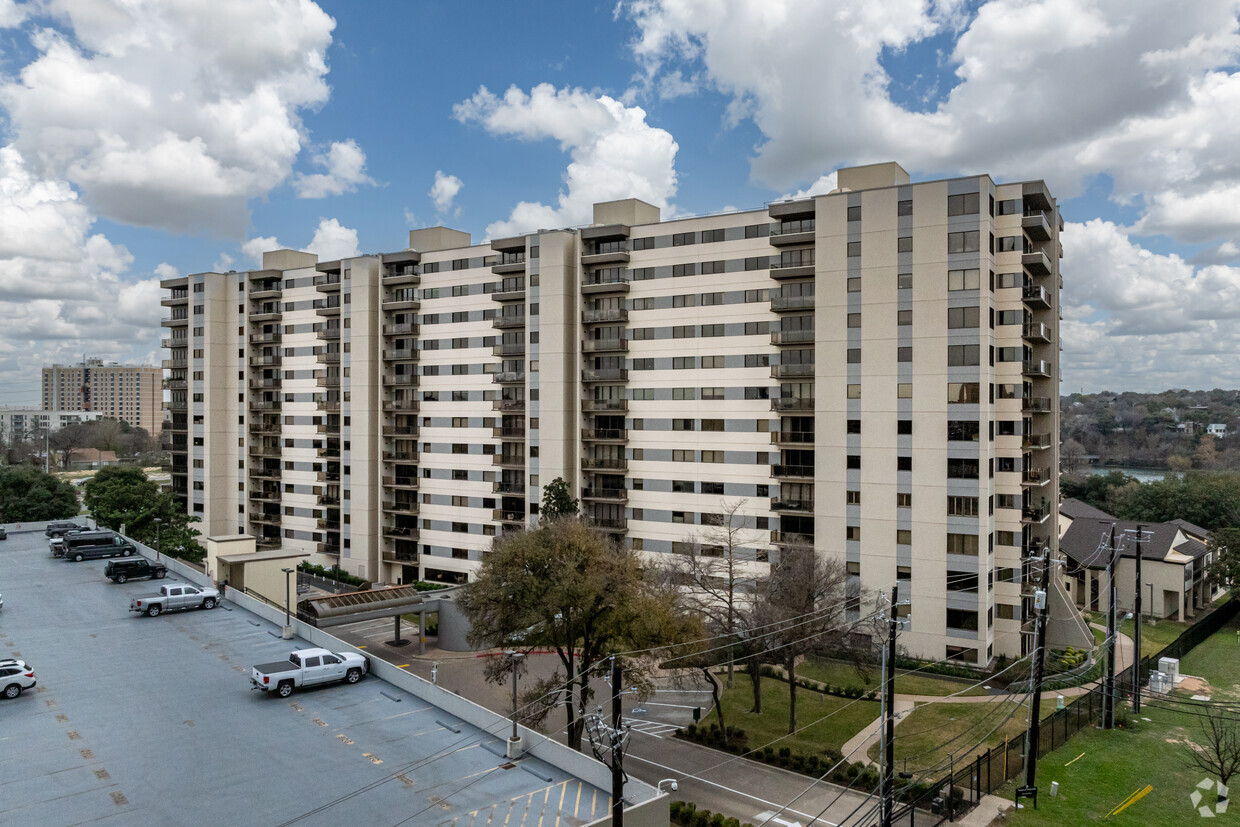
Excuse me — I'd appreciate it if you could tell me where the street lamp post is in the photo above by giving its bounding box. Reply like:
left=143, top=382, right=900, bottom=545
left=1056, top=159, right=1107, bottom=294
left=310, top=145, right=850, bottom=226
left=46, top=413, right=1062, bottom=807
left=1147, top=582, right=1156, bottom=625
left=505, top=650, right=525, bottom=759
left=282, top=567, right=295, bottom=639
left=153, top=518, right=162, bottom=561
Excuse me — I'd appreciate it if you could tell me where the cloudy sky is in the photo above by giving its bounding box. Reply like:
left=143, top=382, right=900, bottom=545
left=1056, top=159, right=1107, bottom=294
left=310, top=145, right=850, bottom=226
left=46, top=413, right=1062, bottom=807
left=1, top=0, right=1239, bottom=405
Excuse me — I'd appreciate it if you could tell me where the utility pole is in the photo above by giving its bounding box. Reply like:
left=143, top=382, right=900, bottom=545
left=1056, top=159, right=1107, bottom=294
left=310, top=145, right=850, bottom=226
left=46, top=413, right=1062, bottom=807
left=881, top=585, right=899, bottom=827
left=1021, top=548, right=1052, bottom=806
left=1133, top=525, right=1143, bottom=714
left=612, top=657, right=624, bottom=827
left=1103, top=525, right=1118, bottom=729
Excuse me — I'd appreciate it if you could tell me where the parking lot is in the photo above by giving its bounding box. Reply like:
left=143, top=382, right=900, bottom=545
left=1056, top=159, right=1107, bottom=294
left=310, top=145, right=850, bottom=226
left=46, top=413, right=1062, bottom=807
left=0, top=528, right=617, bottom=826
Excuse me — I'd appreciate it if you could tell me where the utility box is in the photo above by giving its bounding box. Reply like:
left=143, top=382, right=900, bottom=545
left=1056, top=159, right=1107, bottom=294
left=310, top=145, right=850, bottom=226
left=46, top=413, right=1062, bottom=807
left=1159, top=657, right=1180, bottom=683
left=1148, top=671, right=1171, bottom=694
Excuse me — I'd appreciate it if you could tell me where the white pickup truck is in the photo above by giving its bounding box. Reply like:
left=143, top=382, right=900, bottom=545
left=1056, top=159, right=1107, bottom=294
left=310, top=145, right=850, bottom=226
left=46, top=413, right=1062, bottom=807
left=130, top=584, right=220, bottom=617
left=250, top=648, right=369, bottom=698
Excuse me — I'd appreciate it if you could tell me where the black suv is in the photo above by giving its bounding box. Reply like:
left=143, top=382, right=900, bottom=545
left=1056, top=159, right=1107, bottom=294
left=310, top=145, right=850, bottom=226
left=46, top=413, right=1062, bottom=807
left=45, top=521, right=82, bottom=538
left=105, top=558, right=167, bottom=583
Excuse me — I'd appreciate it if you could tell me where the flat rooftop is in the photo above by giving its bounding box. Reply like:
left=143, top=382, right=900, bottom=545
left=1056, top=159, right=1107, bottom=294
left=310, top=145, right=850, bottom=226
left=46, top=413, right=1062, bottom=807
left=0, top=528, right=616, bottom=825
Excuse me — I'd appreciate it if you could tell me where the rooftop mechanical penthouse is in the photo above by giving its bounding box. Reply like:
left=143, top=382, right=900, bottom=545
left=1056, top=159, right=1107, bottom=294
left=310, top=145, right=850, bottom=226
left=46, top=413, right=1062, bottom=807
left=162, top=162, right=1069, bottom=665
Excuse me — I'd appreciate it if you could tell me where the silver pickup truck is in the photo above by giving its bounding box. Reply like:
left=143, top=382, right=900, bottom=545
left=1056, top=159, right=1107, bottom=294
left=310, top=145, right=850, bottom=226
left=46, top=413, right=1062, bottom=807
left=250, top=647, right=369, bottom=698
left=130, top=584, right=220, bottom=617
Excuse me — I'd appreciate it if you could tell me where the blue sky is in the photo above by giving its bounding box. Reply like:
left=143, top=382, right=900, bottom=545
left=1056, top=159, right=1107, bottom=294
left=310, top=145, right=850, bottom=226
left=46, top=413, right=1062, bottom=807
left=2, top=0, right=1240, bottom=406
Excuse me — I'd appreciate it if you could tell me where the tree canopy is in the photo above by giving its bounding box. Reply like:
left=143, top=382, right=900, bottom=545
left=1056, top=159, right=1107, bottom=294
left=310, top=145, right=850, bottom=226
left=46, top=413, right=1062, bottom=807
left=0, top=466, right=79, bottom=522
left=1108, top=471, right=1240, bottom=531
left=457, top=518, right=696, bottom=750
left=82, top=466, right=203, bottom=562
left=539, top=477, right=579, bottom=524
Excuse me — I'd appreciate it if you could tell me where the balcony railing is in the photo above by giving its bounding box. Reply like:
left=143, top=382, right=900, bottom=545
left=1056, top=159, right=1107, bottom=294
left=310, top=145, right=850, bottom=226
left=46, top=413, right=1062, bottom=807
left=771, top=329, right=815, bottom=345
left=317, top=328, right=340, bottom=341
left=1022, top=506, right=1051, bottom=524
left=384, top=374, right=418, bottom=386
left=583, top=338, right=628, bottom=353
left=581, top=487, right=627, bottom=502
left=771, top=397, right=814, bottom=412
left=582, top=368, right=628, bottom=382
left=771, top=364, right=814, bottom=379
left=770, top=497, right=814, bottom=512
left=1022, top=433, right=1053, bottom=449
left=582, top=428, right=627, bottom=441
left=493, top=481, right=525, bottom=494
left=383, top=322, right=418, bottom=336
left=1022, top=285, right=1051, bottom=308
left=770, top=295, right=815, bottom=312
left=249, top=332, right=281, bottom=344
left=582, top=457, right=627, bottom=471
left=1022, top=396, right=1053, bottom=413
left=1021, top=468, right=1051, bottom=485
left=493, top=314, right=526, bottom=329
left=493, top=343, right=526, bottom=357
left=493, top=371, right=526, bottom=384
left=316, top=351, right=341, bottom=364
left=771, top=431, right=814, bottom=445
left=1022, top=360, right=1052, bottom=378
left=772, top=464, right=814, bottom=479
left=582, top=308, right=628, bottom=324
left=382, top=398, right=419, bottom=412
left=582, top=399, right=627, bottom=412
left=493, top=399, right=526, bottom=412
left=249, top=355, right=281, bottom=367
left=382, top=476, right=419, bottom=490
left=1022, top=322, right=1051, bottom=343
left=493, top=427, right=526, bottom=439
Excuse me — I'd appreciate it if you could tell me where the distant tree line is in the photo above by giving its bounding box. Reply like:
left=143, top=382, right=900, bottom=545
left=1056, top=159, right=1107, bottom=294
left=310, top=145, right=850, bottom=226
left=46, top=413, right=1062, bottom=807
left=1, top=417, right=159, bottom=470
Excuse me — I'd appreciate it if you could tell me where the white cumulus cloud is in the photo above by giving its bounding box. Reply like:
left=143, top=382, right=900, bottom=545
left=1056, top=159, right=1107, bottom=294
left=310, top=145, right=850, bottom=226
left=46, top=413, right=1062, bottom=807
left=429, top=170, right=463, bottom=215
left=294, top=139, right=376, bottom=199
left=242, top=219, right=360, bottom=265
left=454, top=83, right=679, bottom=238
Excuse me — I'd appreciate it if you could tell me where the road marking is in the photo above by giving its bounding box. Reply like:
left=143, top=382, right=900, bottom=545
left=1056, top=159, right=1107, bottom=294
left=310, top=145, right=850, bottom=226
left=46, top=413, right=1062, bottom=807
left=397, top=663, right=410, bottom=668
left=625, top=748, right=841, bottom=826
left=573, top=783, right=582, bottom=821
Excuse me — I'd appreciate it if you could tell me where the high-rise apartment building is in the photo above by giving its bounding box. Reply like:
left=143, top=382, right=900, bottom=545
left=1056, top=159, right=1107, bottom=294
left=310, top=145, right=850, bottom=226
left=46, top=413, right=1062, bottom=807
left=43, top=359, right=163, bottom=437
left=162, top=162, right=1063, bottom=664
left=0, top=407, right=103, bottom=444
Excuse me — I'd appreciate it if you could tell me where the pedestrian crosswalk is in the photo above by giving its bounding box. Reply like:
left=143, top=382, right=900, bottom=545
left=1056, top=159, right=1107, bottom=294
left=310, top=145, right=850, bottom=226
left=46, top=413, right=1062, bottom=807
left=624, top=716, right=681, bottom=737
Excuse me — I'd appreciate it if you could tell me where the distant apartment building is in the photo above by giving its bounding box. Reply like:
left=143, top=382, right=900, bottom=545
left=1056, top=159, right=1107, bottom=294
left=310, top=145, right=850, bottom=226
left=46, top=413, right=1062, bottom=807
left=0, top=407, right=102, bottom=444
left=162, top=162, right=1064, bottom=665
left=42, top=359, right=162, bottom=437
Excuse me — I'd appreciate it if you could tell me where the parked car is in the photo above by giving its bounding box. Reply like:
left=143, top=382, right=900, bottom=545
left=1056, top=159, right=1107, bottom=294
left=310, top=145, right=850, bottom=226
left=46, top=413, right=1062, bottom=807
left=0, top=661, right=36, bottom=699
left=45, top=521, right=82, bottom=538
left=0, top=527, right=7, bottom=540
left=251, top=647, right=369, bottom=698
left=62, top=531, right=135, bottom=562
left=130, top=583, right=220, bottom=617
left=105, top=558, right=167, bottom=583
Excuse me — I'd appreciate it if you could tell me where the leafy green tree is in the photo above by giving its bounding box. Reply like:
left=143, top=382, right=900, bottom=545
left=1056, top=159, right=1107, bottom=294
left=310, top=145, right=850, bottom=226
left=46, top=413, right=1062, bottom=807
left=1208, top=527, right=1240, bottom=597
left=82, top=466, right=203, bottom=562
left=1059, top=470, right=1137, bottom=512
left=539, top=476, right=579, bottom=524
left=1109, top=471, right=1240, bottom=531
left=457, top=518, right=696, bottom=750
left=0, top=466, right=79, bottom=521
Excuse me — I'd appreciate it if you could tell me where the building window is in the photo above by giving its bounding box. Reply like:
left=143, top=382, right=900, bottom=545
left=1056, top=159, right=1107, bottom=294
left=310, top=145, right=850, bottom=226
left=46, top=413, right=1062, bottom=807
left=947, top=193, right=980, bottom=216
left=948, top=383, right=981, bottom=403
left=897, top=347, right=912, bottom=362
left=948, top=458, right=979, bottom=479
left=947, top=533, right=979, bottom=556
left=948, top=268, right=981, bottom=291
left=947, top=231, right=980, bottom=254
left=847, top=489, right=860, bottom=504
left=897, top=383, right=912, bottom=398
left=947, top=306, right=980, bottom=328
left=847, top=384, right=861, bottom=399
left=897, top=420, right=912, bottom=434
left=897, top=456, right=912, bottom=471
left=897, top=492, right=912, bottom=508
left=948, top=345, right=980, bottom=366
left=846, top=526, right=861, bottom=541
left=847, top=241, right=861, bottom=257
left=947, top=496, right=980, bottom=517
left=846, top=455, right=861, bottom=469
left=847, top=313, right=861, bottom=328
left=897, top=530, right=912, bottom=545
left=897, top=200, right=913, bottom=216
left=847, top=419, right=861, bottom=434
left=897, top=236, right=913, bottom=253
left=946, top=608, right=979, bottom=631
left=847, top=205, right=861, bottom=221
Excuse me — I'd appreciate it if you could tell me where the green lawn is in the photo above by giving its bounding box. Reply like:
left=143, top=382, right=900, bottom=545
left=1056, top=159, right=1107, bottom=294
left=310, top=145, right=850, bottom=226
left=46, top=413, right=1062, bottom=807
left=715, top=673, right=879, bottom=756
left=797, top=658, right=989, bottom=697
left=866, top=698, right=1028, bottom=774
left=1177, top=614, right=1240, bottom=700
left=1086, top=611, right=1193, bottom=659
left=1001, top=704, right=1214, bottom=826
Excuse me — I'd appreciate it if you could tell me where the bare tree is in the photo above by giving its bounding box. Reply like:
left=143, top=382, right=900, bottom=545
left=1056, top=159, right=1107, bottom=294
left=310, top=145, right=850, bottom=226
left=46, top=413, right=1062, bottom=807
left=1183, top=705, right=1240, bottom=794
left=756, top=539, right=867, bottom=734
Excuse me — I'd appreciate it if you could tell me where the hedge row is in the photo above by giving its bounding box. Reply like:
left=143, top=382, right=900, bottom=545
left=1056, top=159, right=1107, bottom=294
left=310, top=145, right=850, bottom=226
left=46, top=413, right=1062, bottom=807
left=669, top=801, right=751, bottom=827
left=755, top=664, right=878, bottom=701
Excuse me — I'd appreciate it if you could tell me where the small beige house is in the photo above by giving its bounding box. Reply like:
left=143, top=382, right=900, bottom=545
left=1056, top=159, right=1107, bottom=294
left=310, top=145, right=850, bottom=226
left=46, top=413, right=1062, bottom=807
left=1058, top=499, right=1220, bottom=621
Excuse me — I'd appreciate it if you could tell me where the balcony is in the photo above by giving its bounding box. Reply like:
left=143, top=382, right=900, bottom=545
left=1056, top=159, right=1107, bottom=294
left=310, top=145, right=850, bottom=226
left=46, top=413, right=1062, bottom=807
left=381, top=526, right=419, bottom=542
left=493, top=343, right=527, bottom=358
left=381, top=348, right=417, bottom=363
left=583, top=338, right=628, bottom=353
left=382, top=449, right=418, bottom=462
left=161, top=337, right=188, bottom=349
left=381, top=548, right=420, bottom=564
left=384, top=374, right=418, bottom=387
left=249, top=467, right=280, bottom=481
left=1021, top=468, right=1051, bottom=486
left=771, top=497, right=814, bottom=513
left=582, top=308, right=628, bottom=324
left=161, top=292, right=188, bottom=307
left=314, top=273, right=342, bottom=291
left=493, top=398, right=526, bottom=413
left=382, top=397, right=419, bottom=412
left=249, top=377, right=280, bottom=390
left=383, top=322, right=418, bottom=336
left=250, top=284, right=282, bottom=300
left=249, top=441, right=280, bottom=457
left=770, top=531, right=814, bottom=546
left=493, top=427, right=526, bottom=440
left=768, top=226, right=815, bottom=247
left=250, top=512, right=282, bottom=526
left=581, top=273, right=630, bottom=294
left=771, top=431, right=814, bottom=445
left=382, top=476, right=419, bottom=490
left=593, top=517, right=628, bottom=532
left=491, top=285, right=526, bottom=302
left=382, top=270, right=420, bottom=287
left=382, top=499, right=418, bottom=514
left=317, top=542, right=341, bottom=556
left=250, top=399, right=281, bottom=411
left=163, top=378, right=187, bottom=391
left=249, top=355, right=281, bottom=367
left=248, top=421, right=280, bottom=436
left=166, top=397, right=188, bottom=412
left=383, top=296, right=420, bottom=312
left=315, top=300, right=342, bottom=317
left=382, top=423, right=417, bottom=437
left=161, top=316, right=189, bottom=328
left=1022, top=210, right=1053, bottom=242
left=772, top=464, right=814, bottom=479
left=582, top=428, right=627, bottom=442
left=317, top=399, right=340, bottom=412
left=493, top=480, right=525, bottom=494
left=493, top=454, right=525, bottom=468
left=771, top=329, right=815, bottom=345
left=768, top=261, right=815, bottom=279
left=1022, top=360, right=1052, bottom=378
left=1023, top=284, right=1051, bottom=309
left=316, top=351, right=341, bottom=364
left=581, top=244, right=631, bottom=266
left=1022, top=505, right=1051, bottom=524
left=583, top=368, right=628, bottom=383
left=771, top=295, right=815, bottom=312
left=582, top=399, right=627, bottom=412
left=493, top=314, right=526, bottom=329
left=1023, top=396, right=1053, bottom=413
left=249, top=488, right=281, bottom=503
left=250, top=306, right=281, bottom=322
left=771, top=364, right=814, bottom=379
left=316, top=471, right=340, bottom=483
left=1023, top=249, right=1052, bottom=276
left=771, top=397, right=814, bottom=412
left=493, top=371, right=526, bottom=384
left=1022, top=432, right=1053, bottom=450
left=582, top=457, right=627, bottom=471
left=581, top=487, right=627, bottom=503
left=493, top=508, right=527, bottom=525
left=1022, top=322, right=1052, bottom=344
left=317, top=328, right=340, bottom=341
left=492, top=254, right=526, bottom=275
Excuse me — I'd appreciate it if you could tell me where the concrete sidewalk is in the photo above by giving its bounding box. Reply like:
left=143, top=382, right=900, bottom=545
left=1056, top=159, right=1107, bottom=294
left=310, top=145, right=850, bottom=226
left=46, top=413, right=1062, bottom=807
left=840, top=699, right=915, bottom=768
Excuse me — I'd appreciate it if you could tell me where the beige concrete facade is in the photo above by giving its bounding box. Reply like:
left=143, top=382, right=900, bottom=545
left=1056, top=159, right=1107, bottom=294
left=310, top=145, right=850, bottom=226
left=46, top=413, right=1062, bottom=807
left=163, top=163, right=1063, bottom=664
left=42, top=359, right=162, bottom=436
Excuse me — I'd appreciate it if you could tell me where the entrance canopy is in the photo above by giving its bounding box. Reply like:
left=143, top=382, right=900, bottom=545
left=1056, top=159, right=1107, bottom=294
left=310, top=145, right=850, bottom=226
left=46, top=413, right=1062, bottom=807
left=300, top=584, right=444, bottom=628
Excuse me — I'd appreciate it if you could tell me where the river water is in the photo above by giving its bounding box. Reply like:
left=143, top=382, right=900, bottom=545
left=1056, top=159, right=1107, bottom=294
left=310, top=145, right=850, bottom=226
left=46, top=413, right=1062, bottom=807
left=1083, top=466, right=1168, bottom=483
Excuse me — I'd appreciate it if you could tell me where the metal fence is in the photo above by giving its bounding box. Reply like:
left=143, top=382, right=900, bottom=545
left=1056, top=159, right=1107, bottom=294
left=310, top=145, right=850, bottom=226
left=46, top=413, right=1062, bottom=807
left=888, top=597, right=1240, bottom=825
